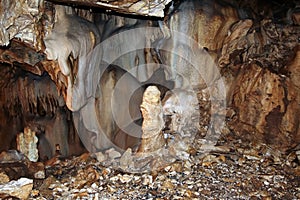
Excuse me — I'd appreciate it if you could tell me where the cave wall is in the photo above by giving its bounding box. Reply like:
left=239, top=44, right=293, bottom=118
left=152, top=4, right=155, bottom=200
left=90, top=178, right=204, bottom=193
left=94, top=0, right=300, bottom=151
left=220, top=17, right=300, bottom=151
left=0, top=0, right=299, bottom=156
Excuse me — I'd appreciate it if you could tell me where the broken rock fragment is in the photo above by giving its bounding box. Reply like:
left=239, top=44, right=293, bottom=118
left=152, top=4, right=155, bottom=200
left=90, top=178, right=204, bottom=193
left=120, top=148, right=133, bottom=170
left=0, top=177, right=33, bottom=200
left=106, top=148, right=121, bottom=160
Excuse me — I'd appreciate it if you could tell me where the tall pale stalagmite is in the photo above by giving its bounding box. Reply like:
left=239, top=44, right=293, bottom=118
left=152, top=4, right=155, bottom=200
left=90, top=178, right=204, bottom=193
left=138, top=86, right=165, bottom=153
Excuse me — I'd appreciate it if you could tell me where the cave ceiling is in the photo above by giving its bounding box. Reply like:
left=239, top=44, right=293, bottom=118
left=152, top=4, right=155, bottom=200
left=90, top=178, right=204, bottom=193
left=47, top=0, right=173, bottom=17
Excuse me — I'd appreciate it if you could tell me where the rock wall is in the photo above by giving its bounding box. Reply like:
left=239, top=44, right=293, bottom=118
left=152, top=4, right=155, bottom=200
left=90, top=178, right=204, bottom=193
left=221, top=15, right=300, bottom=151
left=0, top=0, right=299, bottom=155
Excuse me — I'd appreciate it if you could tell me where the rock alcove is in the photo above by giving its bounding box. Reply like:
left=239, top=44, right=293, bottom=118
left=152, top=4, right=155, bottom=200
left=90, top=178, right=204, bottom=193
left=0, top=0, right=299, bottom=198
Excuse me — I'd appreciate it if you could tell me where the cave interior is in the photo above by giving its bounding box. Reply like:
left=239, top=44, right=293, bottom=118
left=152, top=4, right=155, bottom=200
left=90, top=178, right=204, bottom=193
left=0, top=0, right=299, bottom=197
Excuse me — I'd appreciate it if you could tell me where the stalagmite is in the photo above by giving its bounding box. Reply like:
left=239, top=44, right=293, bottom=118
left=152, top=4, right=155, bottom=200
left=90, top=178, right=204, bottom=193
left=138, top=86, right=165, bottom=153
left=16, top=127, right=39, bottom=162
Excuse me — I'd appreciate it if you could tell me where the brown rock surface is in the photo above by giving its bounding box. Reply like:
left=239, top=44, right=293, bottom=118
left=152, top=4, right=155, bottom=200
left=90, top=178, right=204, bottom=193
left=229, top=62, right=300, bottom=151
left=0, top=0, right=299, bottom=161
left=0, top=64, right=85, bottom=159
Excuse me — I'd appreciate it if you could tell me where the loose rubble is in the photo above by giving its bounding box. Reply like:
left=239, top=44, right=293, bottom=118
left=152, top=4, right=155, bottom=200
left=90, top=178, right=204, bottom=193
left=23, top=141, right=300, bottom=199
left=0, top=134, right=298, bottom=199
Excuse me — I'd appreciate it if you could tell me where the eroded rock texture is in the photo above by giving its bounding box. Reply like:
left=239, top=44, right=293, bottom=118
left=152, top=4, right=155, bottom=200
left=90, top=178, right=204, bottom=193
left=44, top=5, right=101, bottom=111
left=138, top=86, right=165, bottom=153
left=222, top=15, right=300, bottom=151
left=0, top=0, right=44, bottom=47
left=0, top=64, right=85, bottom=160
left=47, top=0, right=172, bottom=17
left=229, top=63, right=300, bottom=151
left=17, top=127, right=39, bottom=162
left=0, top=0, right=300, bottom=159
left=162, top=89, right=199, bottom=135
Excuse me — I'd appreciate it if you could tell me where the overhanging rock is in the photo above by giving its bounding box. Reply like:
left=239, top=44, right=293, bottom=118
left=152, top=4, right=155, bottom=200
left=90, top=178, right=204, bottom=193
left=48, top=0, right=172, bottom=17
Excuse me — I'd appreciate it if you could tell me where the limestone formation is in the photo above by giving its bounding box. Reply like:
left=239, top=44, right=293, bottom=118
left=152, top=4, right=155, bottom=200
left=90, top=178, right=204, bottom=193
left=0, top=0, right=300, bottom=161
left=17, top=127, right=39, bottom=162
left=138, top=86, right=165, bottom=153
left=222, top=16, right=300, bottom=151
left=0, top=64, right=85, bottom=159
left=162, top=89, right=198, bottom=135
left=44, top=5, right=101, bottom=111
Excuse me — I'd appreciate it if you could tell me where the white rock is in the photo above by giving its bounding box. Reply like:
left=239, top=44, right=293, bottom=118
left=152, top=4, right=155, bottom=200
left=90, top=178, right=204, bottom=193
left=138, top=86, right=165, bottom=153
left=119, top=148, right=133, bottom=169
left=94, top=151, right=107, bottom=162
left=94, top=193, right=99, bottom=200
left=0, top=177, right=33, bottom=200
left=264, top=181, right=270, bottom=186
left=91, top=183, right=98, bottom=189
left=106, top=148, right=121, bottom=159
left=119, top=174, right=133, bottom=183
left=162, top=89, right=198, bottom=134
left=183, top=170, right=191, bottom=176
left=142, top=174, right=153, bottom=185
left=34, top=170, right=45, bottom=179
left=109, top=176, right=119, bottom=182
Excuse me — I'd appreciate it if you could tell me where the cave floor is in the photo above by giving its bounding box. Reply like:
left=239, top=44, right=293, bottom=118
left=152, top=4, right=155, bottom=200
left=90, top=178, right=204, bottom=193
left=25, top=136, right=300, bottom=200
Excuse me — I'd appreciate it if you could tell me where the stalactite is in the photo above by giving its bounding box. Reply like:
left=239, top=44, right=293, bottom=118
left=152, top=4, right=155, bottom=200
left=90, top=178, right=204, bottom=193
left=0, top=64, right=85, bottom=158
